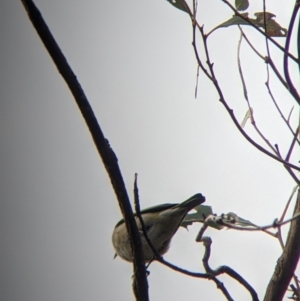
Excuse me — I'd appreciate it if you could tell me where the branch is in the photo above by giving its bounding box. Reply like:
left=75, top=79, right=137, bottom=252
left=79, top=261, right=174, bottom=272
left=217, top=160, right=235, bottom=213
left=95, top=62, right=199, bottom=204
left=265, top=81, right=300, bottom=145
left=201, top=237, right=259, bottom=301
left=298, top=0, right=300, bottom=73
left=195, top=25, right=300, bottom=173
left=283, top=2, right=300, bottom=105
left=238, top=27, right=300, bottom=145
left=133, top=172, right=240, bottom=300
left=274, top=145, right=300, bottom=185
left=20, top=1, right=149, bottom=300
left=220, top=211, right=300, bottom=232
left=238, top=26, right=264, bottom=60
left=264, top=189, right=300, bottom=301
left=220, top=0, right=299, bottom=64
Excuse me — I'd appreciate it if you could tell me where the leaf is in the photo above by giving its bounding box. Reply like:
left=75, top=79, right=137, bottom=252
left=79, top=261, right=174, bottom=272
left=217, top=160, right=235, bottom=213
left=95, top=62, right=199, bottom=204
left=181, top=205, right=223, bottom=230
left=210, top=12, right=287, bottom=37
left=235, top=0, right=249, bottom=11
left=222, top=212, right=257, bottom=227
left=254, top=11, right=276, bottom=22
left=209, top=13, right=251, bottom=34
left=254, top=12, right=287, bottom=37
left=165, top=0, right=192, bottom=16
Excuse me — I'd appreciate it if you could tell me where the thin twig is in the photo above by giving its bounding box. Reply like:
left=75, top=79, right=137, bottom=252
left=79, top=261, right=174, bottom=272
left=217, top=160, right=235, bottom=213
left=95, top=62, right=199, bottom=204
left=239, top=26, right=264, bottom=60
left=285, top=126, right=300, bottom=162
left=195, top=222, right=209, bottom=242
left=195, top=65, right=200, bottom=99
left=220, top=0, right=299, bottom=64
left=191, top=24, right=213, bottom=80
left=265, top=82, right=300, bottom=145
left=237, top=33, right=279, bottom=154
left=215, top=265, right=259, bottom=301
left=201, top=237, right=259, bottom=301
left=196, top=25, right=300, bottom=172
left=266, top=57, right=289, bottom=90
left=262, top=0, right=271, bottom=66
left=134, top=174, right=162, bottom=262
left=188, top=0, right=300, bottom=172
left=279, top=185, right=299, bottom=223
left=237, top=33, right=250, bottom=104
left=239, top=26, right=290, bottom=94
left=220, top=211, right=300, bottom=232
left=239, top=26, right=299, bottom=144
left=275, top=145, right=300, bottom=185
left=288, top=106, right=295, bottom=124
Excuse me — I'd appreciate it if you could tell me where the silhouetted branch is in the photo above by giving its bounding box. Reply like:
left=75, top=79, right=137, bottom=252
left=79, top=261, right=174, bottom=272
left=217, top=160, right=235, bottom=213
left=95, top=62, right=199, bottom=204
left=239, top=26, right=264, bottom=59
left=298, top=0, right=300, bottom=73
left=238, top=27, right=300, bottom=145
left=193, top=24, right=300, bottom=174
left=274, top=145, right=300, bottom=185
left=221, top=0, right=299, bottom=64
left=20, top=1, right=149, bottom=300
left=201, top=237, right=259, bottom=301
left=265, top=81, right=300, bottom=145
left=264, top=189, right=300, bottom=301
left=220, top=211, right=300, bottom=231
left=283, top=2, right=300, bottom=105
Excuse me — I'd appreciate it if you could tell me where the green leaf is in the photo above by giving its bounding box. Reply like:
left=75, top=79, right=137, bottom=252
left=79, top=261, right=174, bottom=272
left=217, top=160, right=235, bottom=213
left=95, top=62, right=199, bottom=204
left=181, top=205, right=223, bottom=230
left=212, top=13, right=252, bottom=30
left=235, top=0, right=249, bottom=11
left=210, top=12, right=287, bottom=37
left=165, top=0, right=192, bottom=16
left=223, top=212, right=257, bottom=227
left=208, top=13, right=251, bottom=35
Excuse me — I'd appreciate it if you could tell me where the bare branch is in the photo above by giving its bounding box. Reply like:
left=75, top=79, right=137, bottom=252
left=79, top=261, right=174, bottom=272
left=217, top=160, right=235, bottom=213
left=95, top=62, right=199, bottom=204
left=239, top=26, right=265, bottom=60
left=197, top=25, right=300, bottom=173
left=279, top=185, right=299, bottom=223
left=20, top=1, right=149, bottom=300
left=274, top=145, right=300, bottom=185
left=219, top=211, right=300, bottom=232
left=264, top=189, right=300, bottom=301
left=285, top=126, right=300, bottom=162
left=265, top=82, right=300, bottom=145
left=201, top=237, right=259, bottom=301
left=220, top=0, right=299, bottom=64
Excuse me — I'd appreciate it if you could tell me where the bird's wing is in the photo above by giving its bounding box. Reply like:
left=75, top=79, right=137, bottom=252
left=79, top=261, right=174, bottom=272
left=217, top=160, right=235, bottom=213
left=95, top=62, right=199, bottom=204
left=114, top=203, right=177, bottom=228
left=140, top=203, right=177, bottom=214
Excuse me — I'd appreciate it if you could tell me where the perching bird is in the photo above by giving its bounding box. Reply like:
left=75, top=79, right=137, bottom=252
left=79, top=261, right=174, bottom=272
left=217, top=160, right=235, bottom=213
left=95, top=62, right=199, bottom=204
left=112, top=193, right=205, bottom=262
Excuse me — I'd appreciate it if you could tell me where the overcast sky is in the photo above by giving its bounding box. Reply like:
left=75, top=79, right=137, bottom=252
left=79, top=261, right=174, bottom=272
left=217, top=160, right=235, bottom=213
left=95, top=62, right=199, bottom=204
left=1, top=0, right=299, bottom=300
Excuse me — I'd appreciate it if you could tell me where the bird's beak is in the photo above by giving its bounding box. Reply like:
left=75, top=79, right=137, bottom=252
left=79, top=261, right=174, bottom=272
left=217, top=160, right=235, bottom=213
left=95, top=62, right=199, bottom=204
left=113, top=253, right=118, bottom=259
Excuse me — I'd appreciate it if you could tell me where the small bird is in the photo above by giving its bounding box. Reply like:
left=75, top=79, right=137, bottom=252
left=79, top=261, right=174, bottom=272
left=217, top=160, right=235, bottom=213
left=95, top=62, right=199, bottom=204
left=112, top=193, right=205, bottom=262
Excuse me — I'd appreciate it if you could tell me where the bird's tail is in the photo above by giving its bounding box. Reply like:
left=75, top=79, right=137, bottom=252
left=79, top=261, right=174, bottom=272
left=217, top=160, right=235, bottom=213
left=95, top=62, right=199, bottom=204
left=175, top=193, right=205, bottom=212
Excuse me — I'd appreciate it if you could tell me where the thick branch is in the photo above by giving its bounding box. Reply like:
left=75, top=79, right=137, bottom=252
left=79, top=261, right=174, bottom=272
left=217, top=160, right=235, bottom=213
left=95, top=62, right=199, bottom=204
left=264, top=189, right=300, bottom=301
left=20, top=1, right=149, bottom=300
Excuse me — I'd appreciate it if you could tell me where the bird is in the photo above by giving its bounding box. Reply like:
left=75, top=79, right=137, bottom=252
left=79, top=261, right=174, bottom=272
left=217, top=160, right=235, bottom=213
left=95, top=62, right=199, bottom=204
left=112, top=193, right=205, bottom=262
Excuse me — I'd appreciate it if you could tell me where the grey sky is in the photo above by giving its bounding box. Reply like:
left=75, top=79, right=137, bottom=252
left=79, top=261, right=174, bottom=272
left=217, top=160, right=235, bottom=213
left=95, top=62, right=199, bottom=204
left=1, top=0, right=298, bottom=300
